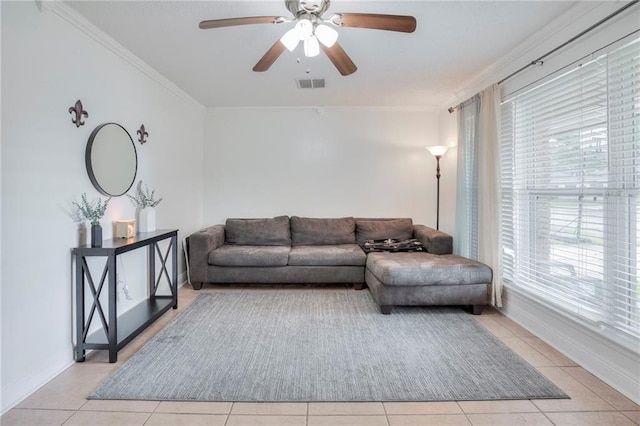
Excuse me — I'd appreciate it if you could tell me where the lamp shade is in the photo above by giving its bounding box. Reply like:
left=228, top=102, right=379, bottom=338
left=315, top=24, right=338, bottom=47
left=281, top=19, right=314, bottom=52
left=280, top=28, right=300, bottom=51
left=296, top=19, right=313, bottom=40
left=304, top=35, right=320, bottom=57
left=426, top=145, right=450, bottom=157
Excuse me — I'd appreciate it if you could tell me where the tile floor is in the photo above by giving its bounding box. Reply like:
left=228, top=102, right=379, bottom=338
left=2, top=284, right=639, bottom=426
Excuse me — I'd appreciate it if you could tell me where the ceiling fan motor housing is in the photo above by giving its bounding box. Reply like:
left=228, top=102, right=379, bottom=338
left=286, top=0, right=331, bottom=16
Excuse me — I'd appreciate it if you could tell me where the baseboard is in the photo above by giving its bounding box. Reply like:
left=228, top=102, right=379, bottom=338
left=1, top=351, right=73, bottom=415
left=178, top=271, right=187, bottom=287
left=501, top=286, right=640, bottom=404
left=2, top=270, right=189, bottom=414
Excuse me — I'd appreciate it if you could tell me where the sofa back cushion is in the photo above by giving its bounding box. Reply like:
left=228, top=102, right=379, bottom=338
left=290, top=216, right=356, bottom=246
left=225, top=216, right=291, bottom=246
left=355, top=218, right=414, bottom=245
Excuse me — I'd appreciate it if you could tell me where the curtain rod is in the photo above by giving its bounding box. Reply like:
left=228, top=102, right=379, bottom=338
left=448, top=0, right=639, bottom=113
left=497, top=0, right=638, bottom=85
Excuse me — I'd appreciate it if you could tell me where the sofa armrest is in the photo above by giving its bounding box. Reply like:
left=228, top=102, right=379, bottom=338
left=413, top=225, right=453, bottom=255
left=188, top=225, right=225, bottom=282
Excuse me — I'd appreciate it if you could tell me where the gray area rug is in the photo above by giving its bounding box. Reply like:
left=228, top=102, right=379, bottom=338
left=90, top=291, right=568, bottom=401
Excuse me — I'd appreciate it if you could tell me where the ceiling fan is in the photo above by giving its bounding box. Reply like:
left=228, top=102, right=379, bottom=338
left=199, top=0, right=416, bottom=76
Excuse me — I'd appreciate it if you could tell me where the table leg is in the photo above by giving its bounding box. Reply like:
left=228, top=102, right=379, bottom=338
left=172, top=235, right=178, bottom=309
left=149, top=243, right=156, bottom=297
left=75, top=254, right=86, bottom=362
left=108, top=253, right=118, bottom=363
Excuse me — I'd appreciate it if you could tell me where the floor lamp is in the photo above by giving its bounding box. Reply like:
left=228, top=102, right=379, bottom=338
left=426, top=146, right=451, bottom=230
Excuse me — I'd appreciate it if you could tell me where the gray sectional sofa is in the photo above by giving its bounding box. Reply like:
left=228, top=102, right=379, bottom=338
left=188, top=216, right=492, bottom=314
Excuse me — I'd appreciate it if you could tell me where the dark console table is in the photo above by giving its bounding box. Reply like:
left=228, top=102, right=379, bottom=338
left=73, top=229, right=178, bottom=362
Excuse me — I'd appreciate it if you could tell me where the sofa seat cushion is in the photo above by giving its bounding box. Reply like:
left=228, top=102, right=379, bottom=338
left=225, top=216, right=291, bottom=246
left=291, top=216, right=356, bottom=245
left=356, top=218, right=414, bottom=245
left=367, top=252, right=493, bottom=286
left=288, top=244, right=367, bottom=266
left=209, top=245, right=290, bottom=267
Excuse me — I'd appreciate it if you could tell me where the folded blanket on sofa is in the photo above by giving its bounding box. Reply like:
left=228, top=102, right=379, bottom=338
left=361, top=238, right=424, bottom=253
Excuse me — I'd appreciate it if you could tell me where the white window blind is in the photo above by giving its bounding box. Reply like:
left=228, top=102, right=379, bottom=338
left=500, top=38, right=639, bottom=342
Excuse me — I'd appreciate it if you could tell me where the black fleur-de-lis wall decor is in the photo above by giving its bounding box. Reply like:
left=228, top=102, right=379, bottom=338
left=137, top=124, right=149, bottom=144
left=69, top=100, right=88, bottom=127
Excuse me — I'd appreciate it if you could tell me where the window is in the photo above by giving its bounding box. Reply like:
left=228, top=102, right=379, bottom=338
left=500, top=39, right=639, bottom=342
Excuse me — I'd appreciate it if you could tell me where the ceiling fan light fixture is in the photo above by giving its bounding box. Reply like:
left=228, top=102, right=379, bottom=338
left=295, top=19, right=313, bottom=40
left=304, top=35, right=320, bottom=57
left=280, top=27, right=300, bottom=51
left=315, top=24, right=338, bottom=47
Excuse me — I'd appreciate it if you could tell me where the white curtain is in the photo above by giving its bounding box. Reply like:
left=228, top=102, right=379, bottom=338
left=478, top=84, right=502, bottom=307
left=455, top=95, right=479, bottom=260
left=455, top=84, right=502, bottom=306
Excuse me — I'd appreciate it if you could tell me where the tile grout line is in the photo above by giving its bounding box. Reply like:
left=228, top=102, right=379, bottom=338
left=560, top=365, right=640, bottom=410
left=517, top=336, right=558, bottom=367
left=620, top=411, right=640, bottom=425
left=381, top=401, right=390, bottom=426
left=541, top=410, right=559, bottom=426
left=459, top=401, right=473, bottom=426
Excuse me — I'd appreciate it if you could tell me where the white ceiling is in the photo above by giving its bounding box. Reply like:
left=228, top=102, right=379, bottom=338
left=66, top=0, right=578, bottom=109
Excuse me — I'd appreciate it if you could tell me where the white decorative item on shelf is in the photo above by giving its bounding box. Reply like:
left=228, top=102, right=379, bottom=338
left=127, top=180, right=162, bottom=234
left=115, top=219, right=136, bottom=238
left=139, top=207, right=156, bottom=233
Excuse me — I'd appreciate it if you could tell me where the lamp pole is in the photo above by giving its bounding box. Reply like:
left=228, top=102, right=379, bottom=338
left=426, top=146, right=451, bottom=231
left=434, top=154, right=442, bottom=230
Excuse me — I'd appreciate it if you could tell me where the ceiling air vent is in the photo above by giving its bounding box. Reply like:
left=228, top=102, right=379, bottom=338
left=296, top=78, right=326, bottom=89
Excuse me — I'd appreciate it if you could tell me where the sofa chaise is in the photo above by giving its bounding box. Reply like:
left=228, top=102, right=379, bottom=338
left=188, top=216, right=492, bottom=314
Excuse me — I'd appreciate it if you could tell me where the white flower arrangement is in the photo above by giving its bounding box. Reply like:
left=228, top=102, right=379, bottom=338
left=72, top=193, right=110, bottom=226
left=127, top=180, right=163, bottom=209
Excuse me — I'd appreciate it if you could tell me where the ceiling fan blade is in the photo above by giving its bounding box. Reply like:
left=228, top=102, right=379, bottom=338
left=321, top=42, right=357, bottom=76
left=199, top=16, right=285, bottom=29
left=253, top=40, right=286, bottom=72
left=332, top=13, right=416, bottom=33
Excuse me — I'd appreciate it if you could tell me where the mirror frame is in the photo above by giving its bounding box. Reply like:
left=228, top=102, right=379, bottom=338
left=85, top=122, right=138, bottom=197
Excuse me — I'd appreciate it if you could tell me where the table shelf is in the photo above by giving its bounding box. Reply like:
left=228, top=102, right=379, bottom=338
left=84, top=297, right=175, bottom=347
left=73, top=229, right=178, bottom=362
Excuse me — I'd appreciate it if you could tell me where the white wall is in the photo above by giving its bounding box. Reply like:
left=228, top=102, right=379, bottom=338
left=1, top=2, right=204, bottom=412
left=0, top=1, right=4, bottom=413
left=437, top=110, right=457, bottom=236
left=203, top=107, right=451, bottom=233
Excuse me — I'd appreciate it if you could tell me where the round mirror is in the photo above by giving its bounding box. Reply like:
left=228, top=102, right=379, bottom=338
left=86, top=123, right=137, bottom=196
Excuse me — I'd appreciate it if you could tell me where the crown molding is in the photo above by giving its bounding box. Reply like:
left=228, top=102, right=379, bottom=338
left=442, top=1, right=622, bottom=110
left=206, top=105, right=435, bottom=114
left=44, top=1, right=205, bottom=113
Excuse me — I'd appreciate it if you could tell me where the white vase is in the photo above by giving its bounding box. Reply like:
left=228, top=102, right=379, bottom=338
left=139, top=207, right=156, bottom=233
